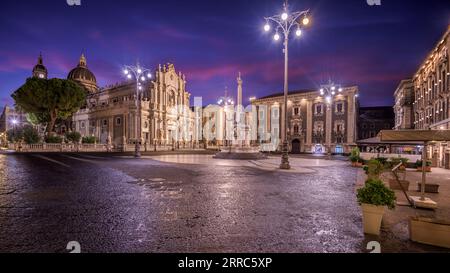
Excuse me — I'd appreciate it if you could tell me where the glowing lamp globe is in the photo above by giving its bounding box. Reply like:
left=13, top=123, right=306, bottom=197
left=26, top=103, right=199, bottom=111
left=303, top=17, right=310, bottom=26
left=274, top=33, right=280, bottom=41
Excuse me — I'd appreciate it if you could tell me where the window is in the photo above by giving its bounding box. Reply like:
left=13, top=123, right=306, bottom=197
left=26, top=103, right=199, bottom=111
left=80, top=122, right=85, bottom=129
left=336, top=102, right=344, bottom=113
left=259, top=111, right=265, bottom=120
left=113, top=98, right=119, bottom=103
left=362, top=124, right=367, bottom=129
left=273, top=128, right=279, bottom=138
left=273, top=108, right=279, bottom=119
left=116, top=117, right=122, bottom=126
left=294, top=125, right=299, bottom=134
left=315, top=104, right=323, bottom=115
left=294, top=107, right=299, bottom=116
left=103, top=119, right=108, bottom=126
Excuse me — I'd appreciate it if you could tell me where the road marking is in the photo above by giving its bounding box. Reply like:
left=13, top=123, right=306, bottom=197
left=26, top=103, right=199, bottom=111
left=76, top=154, right=108, bottom=160
left=61, top=155, right=96, bottom=164
left=33, top=155, right=71, bottom=168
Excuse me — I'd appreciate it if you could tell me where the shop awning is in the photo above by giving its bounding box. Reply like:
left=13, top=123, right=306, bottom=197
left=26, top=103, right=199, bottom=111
left=379, top=130, right=450, bottom=142
left=357, top=136, right=422, bottom=145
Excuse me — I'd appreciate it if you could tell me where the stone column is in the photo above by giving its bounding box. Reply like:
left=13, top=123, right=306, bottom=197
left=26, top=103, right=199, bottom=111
left=306, top=100, right=313, bottom=148
left=109, top=117, right=114, bottom=144
left=326, top=105, right=332, bottom=148
left=347, top=94, right=355, bottom=144
left=124, top=114, right=128, bottom=143
left=280, top=103, right=285, bottom=149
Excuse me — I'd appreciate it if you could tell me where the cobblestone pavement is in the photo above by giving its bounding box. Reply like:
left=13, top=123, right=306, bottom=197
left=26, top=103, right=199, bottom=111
left=0, top=153, right=444, bottom=253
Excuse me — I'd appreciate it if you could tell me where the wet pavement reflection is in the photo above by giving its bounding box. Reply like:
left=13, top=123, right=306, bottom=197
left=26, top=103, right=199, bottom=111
left=0, top=153, right=369, bottom=253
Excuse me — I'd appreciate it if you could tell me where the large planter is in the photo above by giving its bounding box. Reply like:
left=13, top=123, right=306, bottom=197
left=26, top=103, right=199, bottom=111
left=352, top=162, right=363, bottom=168
left=417, top=167, right=432, bottom=172
left=409, top=217, right=450, bottom=249
left=417, top=183, right=440, bottom=194
left=361, top=204, right=386, bottom=236
left=389, top=179, right=410, bottom=191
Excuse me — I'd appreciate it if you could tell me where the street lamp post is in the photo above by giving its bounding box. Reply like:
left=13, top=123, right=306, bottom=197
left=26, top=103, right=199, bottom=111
left=123, top=64, right=152, bottom=158
left=319, top=81, right=343, bottom=159
left=263, top=0, right=310, bottom=170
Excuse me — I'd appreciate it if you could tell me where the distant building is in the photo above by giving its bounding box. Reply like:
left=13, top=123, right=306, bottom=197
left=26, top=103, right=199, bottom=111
left=394, top=25, right=450, bottom=168
left=252, top=86, right=359, bottom=154
left=201, top=74, right=256, bottom=147
left=0, top=105, right=29, bottom=134
left=411, top=26, right=450, bottom=131
left=358, top=107, right=395, bottom=140
left=393, top=79, right=414, bottom=130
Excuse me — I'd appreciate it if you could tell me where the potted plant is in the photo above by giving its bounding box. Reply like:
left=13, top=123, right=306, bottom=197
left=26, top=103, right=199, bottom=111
left=391, top=157, right=409, bottom=171
left=389, top=158, right=410, bottom=191
left=357, top=179, right=396, bottom=235
left=415, top=160, right=432, bottom=172
left=350, top=147, right=363, bottom=167
left=366, top=159, right=385, bottom=181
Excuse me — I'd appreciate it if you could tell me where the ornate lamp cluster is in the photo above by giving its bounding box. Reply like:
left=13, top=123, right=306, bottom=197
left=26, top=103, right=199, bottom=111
left=262, top=0, right=311, bottom=170
left=263, top=2, right=310, bottom=41
left=122, top=64, right=152, bottom=158
left=319, top=81, right=343, bottom=108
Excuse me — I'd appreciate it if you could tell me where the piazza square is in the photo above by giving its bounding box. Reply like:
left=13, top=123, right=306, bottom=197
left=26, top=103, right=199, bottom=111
left=0, top=0, right=450, bottom=263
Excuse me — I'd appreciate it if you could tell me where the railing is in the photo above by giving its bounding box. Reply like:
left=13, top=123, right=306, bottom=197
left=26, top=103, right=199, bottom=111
left=360, top=153, right=421, bottom=162
left=12, top=143, right=110, bottom=153
left=7, top=142, right=207, bottom=153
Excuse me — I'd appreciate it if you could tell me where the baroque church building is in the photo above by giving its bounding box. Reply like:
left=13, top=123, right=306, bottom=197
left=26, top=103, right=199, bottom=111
left=32, top=54, right=198, bottom=148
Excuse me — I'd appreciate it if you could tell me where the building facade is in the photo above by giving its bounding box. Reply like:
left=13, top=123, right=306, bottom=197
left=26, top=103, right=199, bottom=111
left=29, top=53, right=198, bottom=148
left=394, top=79, right=414, bottom=130
left=394, top=25, right=450, bottom=168
left=251, top=87, right=359, bottom=154
left=411, top=27, right=450, bottom=131
left=201, top=74, right=256, bottom=147
left=0, top=106, right=30, bottom=134
left=71, top=59, right=197, bottom=147
left=358, top=107, right=395, bottom=140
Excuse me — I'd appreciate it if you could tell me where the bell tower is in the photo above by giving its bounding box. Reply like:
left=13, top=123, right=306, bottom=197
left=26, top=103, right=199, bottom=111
left=32, top=53, right=48, bottom=79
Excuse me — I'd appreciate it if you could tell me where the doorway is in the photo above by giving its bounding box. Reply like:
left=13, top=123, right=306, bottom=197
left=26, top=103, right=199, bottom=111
left=335, top=145, right=344, bottom=155
left=292, top=139, right=301, bottom=154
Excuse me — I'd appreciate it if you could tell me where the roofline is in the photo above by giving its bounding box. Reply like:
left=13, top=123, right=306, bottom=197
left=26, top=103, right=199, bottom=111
left=413, top=25, right=450, bottom=79
left=253, top=86, right=359, bottom=102
left=394, top=79, right=413, bottom=96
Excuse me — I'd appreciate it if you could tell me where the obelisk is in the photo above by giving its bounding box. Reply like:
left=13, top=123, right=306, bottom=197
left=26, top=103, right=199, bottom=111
left=237, top=72, right=243, bottom=108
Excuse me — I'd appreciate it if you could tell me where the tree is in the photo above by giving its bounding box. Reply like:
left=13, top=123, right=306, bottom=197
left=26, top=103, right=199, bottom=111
left=22, top=125, right=40, bottom=144
left=6, top=125, right=40, bottom=144
left=11, top=78, right=86, bottom=135
left=7, top=128, right=23, bottom=143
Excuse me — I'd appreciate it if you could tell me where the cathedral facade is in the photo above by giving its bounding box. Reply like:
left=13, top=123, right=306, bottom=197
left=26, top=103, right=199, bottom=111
left=33, top=54, right=198, bottom=148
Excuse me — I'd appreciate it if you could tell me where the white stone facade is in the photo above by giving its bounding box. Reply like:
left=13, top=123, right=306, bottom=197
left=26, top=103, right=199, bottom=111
left=72, top=63, right=198, bottom=148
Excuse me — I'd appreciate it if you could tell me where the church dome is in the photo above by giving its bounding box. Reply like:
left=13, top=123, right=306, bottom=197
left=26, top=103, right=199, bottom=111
left=67, top=54, right=98, bottom=92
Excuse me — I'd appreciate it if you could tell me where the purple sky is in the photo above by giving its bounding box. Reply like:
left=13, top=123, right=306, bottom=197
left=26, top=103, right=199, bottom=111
left=0, top=0, right=449, bottom=108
